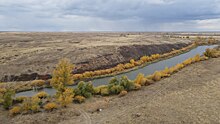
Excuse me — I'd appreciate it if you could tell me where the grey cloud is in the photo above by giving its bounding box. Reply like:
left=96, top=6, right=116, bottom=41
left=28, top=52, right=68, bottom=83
left=0, top=0, right=220, bottom=31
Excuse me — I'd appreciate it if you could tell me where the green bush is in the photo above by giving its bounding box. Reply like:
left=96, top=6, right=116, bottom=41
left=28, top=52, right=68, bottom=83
left=93, top=85, right=107, bottom=95
left=100, top=87, right=110, bottom=96
left=74, top=81, right=94, bottom=98
left=108, top=85, right=124, bottom=95
left=119, top=76, right=135, bottom=91
left=2, top=89, right=15, bottom=109
left=108, top=77, right=124, bottom=95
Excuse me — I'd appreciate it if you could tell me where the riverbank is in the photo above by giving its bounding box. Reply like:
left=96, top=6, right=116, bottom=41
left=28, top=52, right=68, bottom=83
left=0, top=44, right=216, bottom=94
left=1, top=32, right=195, bottom=82
left=1, top=56, right=219, bottom=124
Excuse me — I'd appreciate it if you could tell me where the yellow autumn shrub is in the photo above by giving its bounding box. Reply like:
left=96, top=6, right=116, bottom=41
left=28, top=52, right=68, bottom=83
left=162, top=67, right=170, bottom=74
left=144, top=78, right=154, bottom=85
left=35, top=91, right=48, bottom=99
left=124, top=63, right=133, bottom=69
left=130, top=59, right=135, bottom=64
left=44, top=102, right=58, bottom=111
left=21, top=96, right=41, bottom=113
left=134, top=73, right=145, bottom=85
left=31, top=80, right=45, bottom=87
left=57, top=88, right=74, bottom=107
left=151, top=54, right=160, bottom=60
left=140, top=56, right=150, bottom=62
left=118, top=90, right=127, bottom=97
left=182, top=58, right=192, bottom=66
left=193, top=54, right=201, bottom=62
left=100, top=87, right=110, bottom=96
left=9, top=106, right=21, bottom=116
left=72, top=74, right=83, bottom=80
left=74, top=95, right=85, bottom=103
left=115, top=64, right=125, bottom=71
left=83, top=71, right=93, bottom=78
left=94, top=70, right=102, bottom=76
left=152, top=71, right=162, bottom=81
left=134, top=83, right=141, bottom=90
left=146, top=74, right=154, bottom=80
left=15, top=96, right=27, bottom=103
left=174, top=63, right=184, bottom=71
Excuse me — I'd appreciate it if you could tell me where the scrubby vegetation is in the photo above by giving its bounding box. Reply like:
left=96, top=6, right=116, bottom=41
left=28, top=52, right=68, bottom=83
left=118, top=90, right=128, bottom=97
left=14, top=96, right=27, bottom=103
left=51, top=58, right=75, bottom=107
left=74, top=95, right=85, bottom=103
left=9, top=106, right=21, bottom=116
left=35, top=91, right=48, bottom=99
left=2, top=41, right=219, bottom=116
left=31, top=80, right=45, bottom=87
left=74, top=81, right=94, bottom=98
left=0, top=89, right=15, bottom=109
left=204, top=48, right=220, bottom=58
left=43, top=102, right=58, bottom=111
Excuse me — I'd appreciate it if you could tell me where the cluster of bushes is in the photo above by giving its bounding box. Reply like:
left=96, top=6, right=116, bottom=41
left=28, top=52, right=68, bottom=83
left=145, top=54, right=210, bottom=83
left=204, top=48, right=220, bottom=58
left=9, top=91, right=59, bottom=115
left=4, top=46, right=220, bottom=116
left=0, top=88, right=15, bottom=109
left=93, top=76, right=141, bottom=96
left=72, top=54, right=161, bottom=80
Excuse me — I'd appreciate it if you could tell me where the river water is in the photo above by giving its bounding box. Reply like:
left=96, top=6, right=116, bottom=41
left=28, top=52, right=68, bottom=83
left=16, top=45, right=217, bottom=97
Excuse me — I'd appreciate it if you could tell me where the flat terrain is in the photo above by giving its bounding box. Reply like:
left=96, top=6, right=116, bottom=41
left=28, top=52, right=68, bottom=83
left=1, top=57, right=220, bottom=124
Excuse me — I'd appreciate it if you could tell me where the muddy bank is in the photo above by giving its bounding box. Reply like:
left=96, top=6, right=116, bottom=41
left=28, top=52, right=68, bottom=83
left=1, top=43, right=188, bottom=82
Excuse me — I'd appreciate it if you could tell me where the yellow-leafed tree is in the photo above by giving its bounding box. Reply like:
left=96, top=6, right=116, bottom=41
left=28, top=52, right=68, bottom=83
left=51, top=58, right=75, bottom=107
left=57, top=88, right=74, bottom=107
left=51, top=58, right=74, bottom=90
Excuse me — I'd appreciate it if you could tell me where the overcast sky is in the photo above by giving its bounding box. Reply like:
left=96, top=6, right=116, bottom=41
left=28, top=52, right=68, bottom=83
left=0, top=0, right=220, bottom=31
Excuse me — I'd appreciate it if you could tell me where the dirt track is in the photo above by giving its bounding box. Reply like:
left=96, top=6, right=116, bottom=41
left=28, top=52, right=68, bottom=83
left=1, top=57, right=220, bottom=124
